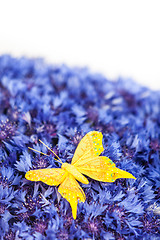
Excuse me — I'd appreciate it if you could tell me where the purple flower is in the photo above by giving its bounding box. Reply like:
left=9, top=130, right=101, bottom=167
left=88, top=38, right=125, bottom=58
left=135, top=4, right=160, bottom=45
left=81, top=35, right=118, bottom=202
left=0, top=54, right=160, bottom=239
left=0, top=119, right=16, bottom=143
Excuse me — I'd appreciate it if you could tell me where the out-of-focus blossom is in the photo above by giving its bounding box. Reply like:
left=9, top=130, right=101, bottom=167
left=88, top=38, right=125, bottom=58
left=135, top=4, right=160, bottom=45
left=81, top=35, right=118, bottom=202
left=0, top=54, right=160, bottom=239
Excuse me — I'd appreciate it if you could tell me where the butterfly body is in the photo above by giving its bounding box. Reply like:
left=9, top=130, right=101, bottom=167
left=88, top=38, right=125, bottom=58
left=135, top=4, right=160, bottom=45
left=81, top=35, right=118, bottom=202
left=25, top=131, right=136, bottom=219
left=61, top=162, right=89, bottom=184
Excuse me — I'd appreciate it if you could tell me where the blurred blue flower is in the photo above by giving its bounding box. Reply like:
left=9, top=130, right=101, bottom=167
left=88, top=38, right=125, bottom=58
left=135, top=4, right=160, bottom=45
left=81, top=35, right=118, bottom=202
left=0, top=54, right=160, bottom=239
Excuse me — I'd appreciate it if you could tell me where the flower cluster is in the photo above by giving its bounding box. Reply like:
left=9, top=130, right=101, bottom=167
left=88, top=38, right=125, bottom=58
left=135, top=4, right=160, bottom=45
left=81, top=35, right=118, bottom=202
left=0, top=55, right=160, bottom=239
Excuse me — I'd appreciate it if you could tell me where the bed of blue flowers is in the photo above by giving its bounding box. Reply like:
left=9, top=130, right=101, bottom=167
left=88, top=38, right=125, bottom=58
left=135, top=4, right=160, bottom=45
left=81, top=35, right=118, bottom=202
left=0, top=55, right=160, bottom=240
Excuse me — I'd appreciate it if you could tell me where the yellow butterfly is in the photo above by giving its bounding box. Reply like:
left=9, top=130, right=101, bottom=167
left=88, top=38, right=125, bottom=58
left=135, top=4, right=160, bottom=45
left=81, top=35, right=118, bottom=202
left=25, top=131, right=136, bottom=219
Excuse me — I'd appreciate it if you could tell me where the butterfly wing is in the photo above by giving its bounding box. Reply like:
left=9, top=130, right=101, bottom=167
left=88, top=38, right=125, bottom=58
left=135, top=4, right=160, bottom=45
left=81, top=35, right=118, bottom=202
left=72, top=131, right=104, bottom=165
left=72, top=131, right=136, bottom=182
left=75, top=156, right=136, bottom=182
left=26, top=169, right=85, bottom=219
left=25, top=168, right=67, bottom=186
left=58, top=174, right=86, bottom=219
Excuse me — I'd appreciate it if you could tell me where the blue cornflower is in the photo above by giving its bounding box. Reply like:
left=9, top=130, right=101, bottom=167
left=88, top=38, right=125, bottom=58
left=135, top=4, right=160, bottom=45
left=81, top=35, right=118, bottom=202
left=0, top=54, right=160, bottom=239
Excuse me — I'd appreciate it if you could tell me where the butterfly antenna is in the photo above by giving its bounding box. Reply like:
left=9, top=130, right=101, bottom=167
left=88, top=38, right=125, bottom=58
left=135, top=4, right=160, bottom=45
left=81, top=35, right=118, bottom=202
left=28, top=147, right=50, bottom=157
left=28, top=147, right=62, bottom=164
left=39, top=139, right=62, bottom=164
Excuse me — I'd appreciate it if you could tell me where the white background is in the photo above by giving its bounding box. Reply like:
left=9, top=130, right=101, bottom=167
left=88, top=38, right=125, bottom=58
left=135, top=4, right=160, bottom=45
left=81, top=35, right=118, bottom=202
left=0, top=0, right=160, bottom=90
